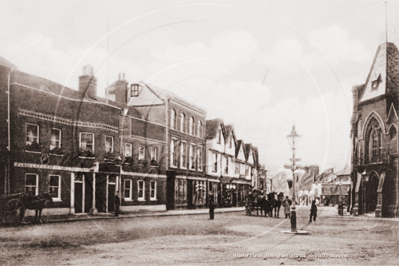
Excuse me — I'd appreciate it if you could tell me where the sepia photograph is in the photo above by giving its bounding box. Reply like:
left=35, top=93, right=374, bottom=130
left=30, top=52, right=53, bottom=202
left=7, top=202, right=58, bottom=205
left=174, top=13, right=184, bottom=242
left=0, top=0, right=399, bottom=265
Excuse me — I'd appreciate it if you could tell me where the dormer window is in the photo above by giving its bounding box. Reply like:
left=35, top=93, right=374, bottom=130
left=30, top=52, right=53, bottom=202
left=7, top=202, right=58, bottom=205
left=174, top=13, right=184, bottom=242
left=130, top=84, right=141, bottom=97
left=371, top=74, right=381, bottom=91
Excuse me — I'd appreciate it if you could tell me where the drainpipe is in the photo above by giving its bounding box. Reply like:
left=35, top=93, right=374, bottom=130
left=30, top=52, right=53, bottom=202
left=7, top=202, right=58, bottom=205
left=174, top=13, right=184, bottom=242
left=6, top=67, right=15, bottom=195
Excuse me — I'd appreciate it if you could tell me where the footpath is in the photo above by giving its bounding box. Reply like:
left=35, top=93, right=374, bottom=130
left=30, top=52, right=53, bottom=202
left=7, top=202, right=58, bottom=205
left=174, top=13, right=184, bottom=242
left=26, top=207, right=246, bottom=224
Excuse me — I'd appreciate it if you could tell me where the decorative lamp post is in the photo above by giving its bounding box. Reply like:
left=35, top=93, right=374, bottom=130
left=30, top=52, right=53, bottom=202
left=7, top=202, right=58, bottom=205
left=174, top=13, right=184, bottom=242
left=286, top=124, right=301, bottom=233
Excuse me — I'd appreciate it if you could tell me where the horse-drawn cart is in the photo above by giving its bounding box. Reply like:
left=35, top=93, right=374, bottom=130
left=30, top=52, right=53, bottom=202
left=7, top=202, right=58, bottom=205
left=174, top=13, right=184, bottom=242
left=0, top=193, right=26, bottom=226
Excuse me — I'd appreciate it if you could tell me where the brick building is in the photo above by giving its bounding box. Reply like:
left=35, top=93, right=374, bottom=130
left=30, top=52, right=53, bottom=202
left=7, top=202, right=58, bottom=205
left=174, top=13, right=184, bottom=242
left=126, top=83, right=207, bottom=210
left=0, top=59, right=168, bottom=215
left=351, top=42, right=399, bottom=218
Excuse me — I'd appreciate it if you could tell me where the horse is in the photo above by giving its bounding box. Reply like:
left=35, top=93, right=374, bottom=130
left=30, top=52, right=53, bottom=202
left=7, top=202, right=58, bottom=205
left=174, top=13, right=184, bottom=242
left=20, top=193, right=53, bottom=224
left=267, top=192, right=284, bottom=218
left=273, top=192, right=284, bottom=218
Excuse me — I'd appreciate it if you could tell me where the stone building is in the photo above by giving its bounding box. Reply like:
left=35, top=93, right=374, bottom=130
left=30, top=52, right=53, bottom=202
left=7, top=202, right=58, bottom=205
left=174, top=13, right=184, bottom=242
left=351, top=42, right=399, bottom=217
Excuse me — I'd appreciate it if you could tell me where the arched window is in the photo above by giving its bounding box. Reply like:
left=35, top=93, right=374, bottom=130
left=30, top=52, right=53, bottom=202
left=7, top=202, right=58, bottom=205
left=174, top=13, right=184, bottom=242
left=366, top=119, right=382, bottom=163
left=189, top=117, right=194, bottom=135
left=170, top=109, right=176, bottom=130
left=389, top=126, right=397, bottom=154
left=181, top=113, right=186, bottom=133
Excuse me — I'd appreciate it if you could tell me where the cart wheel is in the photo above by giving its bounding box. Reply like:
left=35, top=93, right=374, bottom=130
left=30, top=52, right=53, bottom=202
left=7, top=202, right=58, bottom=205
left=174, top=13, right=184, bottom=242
left=4, top=199, right=25, bottom=226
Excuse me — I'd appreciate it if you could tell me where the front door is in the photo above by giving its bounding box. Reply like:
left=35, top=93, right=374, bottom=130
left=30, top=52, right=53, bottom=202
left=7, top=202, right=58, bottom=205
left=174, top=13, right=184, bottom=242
left=74, top=182, right=83, bottom=213
left=108, top=183, right=115, bottom=212
left=366, top=173, right=379, bottom=212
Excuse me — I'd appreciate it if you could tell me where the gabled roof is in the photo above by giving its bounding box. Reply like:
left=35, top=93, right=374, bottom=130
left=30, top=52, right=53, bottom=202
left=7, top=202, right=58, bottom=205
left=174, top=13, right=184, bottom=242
left=206, top=118, right=224, bottom=140
left=143, top=83, right=206, bottom=114
left=235, top=140, right=243, bottom=158
left=244, top=143, right=252, bottom=161
left=359, top=42, right=399, bottom=103
left=224, top=124, right=236, bottom=143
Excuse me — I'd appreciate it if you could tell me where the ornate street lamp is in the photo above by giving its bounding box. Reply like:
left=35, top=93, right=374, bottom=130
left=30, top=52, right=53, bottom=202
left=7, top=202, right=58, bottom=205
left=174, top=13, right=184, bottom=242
left=286, top=124, right=301, bottom=233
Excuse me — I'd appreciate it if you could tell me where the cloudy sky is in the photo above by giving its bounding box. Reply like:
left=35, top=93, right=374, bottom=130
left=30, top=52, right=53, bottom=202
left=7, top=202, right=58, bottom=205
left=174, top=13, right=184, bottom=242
left=1, top=0, right=398, bottom=175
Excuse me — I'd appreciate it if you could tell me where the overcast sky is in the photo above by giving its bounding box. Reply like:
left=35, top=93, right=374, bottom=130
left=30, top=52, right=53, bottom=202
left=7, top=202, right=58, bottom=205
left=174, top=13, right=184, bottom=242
left=1, top=0, right=398, bottom=175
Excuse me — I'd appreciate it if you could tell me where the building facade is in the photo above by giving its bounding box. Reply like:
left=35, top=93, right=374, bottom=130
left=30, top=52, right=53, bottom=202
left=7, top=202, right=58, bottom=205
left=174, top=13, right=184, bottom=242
left=351, top=42, right=399, bottom=217
left=0, top=59, right=168, bottom=216
left=126, top=83, right=207, bottom=210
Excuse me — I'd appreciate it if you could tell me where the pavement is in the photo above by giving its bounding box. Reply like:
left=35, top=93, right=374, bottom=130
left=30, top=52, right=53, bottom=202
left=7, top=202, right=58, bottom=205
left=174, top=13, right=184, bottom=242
left=23, top=206, right=246, bottom=224
left=18, top=205, right=399, bottom=224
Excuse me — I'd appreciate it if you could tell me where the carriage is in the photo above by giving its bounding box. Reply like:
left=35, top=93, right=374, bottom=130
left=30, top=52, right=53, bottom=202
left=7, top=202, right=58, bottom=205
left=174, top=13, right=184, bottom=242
left=0, top=193, right=26, bottom=226
left=245, top=190, right=284, bottom=217
left=0, top=193, right=53, bottom=226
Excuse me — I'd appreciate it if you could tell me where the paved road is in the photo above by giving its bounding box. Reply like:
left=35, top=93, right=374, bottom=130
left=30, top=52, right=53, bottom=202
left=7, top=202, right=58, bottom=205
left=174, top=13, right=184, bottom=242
left=1, top=206, right=398, bottom=265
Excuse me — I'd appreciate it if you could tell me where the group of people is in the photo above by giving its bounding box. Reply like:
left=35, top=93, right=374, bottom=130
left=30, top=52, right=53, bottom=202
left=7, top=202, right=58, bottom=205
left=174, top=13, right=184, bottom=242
left=282, top=196, right=318, bottom=223
left=113, top=190, right=318, bottom=223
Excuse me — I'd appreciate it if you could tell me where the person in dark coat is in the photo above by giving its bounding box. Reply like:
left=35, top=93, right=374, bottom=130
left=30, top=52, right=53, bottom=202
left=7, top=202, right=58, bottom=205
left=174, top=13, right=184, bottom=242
left=282, top=196, right=292, bottom=219
left=309, top=199, right=317, bottom=223
left=115, top=192, right=121, bottom=217
left=209, top=192, right=215, bottom=220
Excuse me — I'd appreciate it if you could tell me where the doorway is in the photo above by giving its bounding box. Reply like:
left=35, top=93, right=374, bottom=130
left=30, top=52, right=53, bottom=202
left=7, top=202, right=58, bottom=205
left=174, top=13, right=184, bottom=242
left=366, top=172, right=379, bottom=212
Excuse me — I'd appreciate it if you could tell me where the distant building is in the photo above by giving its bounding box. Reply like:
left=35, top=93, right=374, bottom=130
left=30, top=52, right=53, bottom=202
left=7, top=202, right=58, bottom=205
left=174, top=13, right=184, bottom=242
left=315, top=166, right=350, bottom=207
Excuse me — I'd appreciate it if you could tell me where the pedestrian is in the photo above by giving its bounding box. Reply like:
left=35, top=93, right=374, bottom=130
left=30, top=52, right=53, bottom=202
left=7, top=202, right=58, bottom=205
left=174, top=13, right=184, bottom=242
left=209, top=192, right=215, bottom=220
left=283, top=196, right=291, bottom=219
left=114, top=191, right=120, bottom=217
left=309, top=199, right=317, bottom=223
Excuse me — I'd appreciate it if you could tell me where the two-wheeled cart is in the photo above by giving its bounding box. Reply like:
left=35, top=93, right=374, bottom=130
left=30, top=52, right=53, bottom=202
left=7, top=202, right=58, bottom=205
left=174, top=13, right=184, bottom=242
left=0, top=193, right=26, bottom=226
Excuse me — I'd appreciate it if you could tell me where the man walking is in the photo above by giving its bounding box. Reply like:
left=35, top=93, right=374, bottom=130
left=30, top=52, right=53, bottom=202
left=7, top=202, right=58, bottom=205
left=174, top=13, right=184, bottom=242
left=309, top=199, right=317, bottom=223
left=283, top=196, right=291, bottom=219
left=115, top=191, right=120, bottom=217
left=209, top=192, right=215, bottom=220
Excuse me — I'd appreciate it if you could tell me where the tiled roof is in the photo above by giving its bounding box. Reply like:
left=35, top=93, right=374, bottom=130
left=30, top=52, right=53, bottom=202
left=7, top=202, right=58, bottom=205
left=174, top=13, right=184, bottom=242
left=206, top=118, right=223, bottom=140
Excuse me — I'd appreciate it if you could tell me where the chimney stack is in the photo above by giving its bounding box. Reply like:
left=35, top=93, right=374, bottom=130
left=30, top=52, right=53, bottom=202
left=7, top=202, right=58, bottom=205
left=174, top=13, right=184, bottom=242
left=114, top=72, right=128, bottom=103
left=79, top=65, right=97, bottom=99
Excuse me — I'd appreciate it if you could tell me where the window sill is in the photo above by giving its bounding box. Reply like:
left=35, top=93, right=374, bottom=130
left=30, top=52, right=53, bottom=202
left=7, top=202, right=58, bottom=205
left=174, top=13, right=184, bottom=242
left=50, top=154, right=64, bottom=157
left=170, top=165, right=177, bottom=168
left=150, top=198, right=157, bottom=201
left=52, top=199, right=62, bottom=202
left=124, top=198, right=133, bottom=201
left=138, top=198, right=146, bottom=202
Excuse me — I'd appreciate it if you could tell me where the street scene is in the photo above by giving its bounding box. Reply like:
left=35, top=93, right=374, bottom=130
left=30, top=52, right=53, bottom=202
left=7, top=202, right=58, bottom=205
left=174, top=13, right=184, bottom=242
left=1, top=207, right=399, bottom=265
left=1, top=0, right=399, bottom=265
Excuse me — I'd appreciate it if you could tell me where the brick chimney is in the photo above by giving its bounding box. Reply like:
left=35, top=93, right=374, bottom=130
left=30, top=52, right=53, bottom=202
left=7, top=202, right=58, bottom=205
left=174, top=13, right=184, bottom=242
left=113, top=73, right=129, bottom=103
left=79, top=65, right=97, bottom=99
